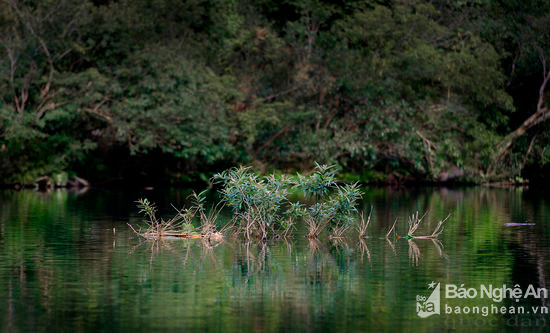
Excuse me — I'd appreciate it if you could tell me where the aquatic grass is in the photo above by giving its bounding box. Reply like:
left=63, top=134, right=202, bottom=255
left=130, top=194, right=223, bottom=240
left=189, top=190, right=225, bottom=237
left=407, top=211, right=450, bottom=239
left=386, top=218, right=398, bottom=239
left=383, top=212, right=449, bottom=242
left=407, top=211, right=428, bottom=238
left=304, top=215, right=331, bottom=239
left=129, top=165, right=455, bottom=245
left=357, top=210, right=372, bottom=239
left=330, top=223, right=350, bottom=239
left=129, top=198, right=198, bottom=239
left=214, top=163, right=363, bottom=239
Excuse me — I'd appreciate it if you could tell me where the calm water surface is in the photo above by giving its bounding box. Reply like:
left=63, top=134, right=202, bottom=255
left=1, top=187, right=550, bottom=332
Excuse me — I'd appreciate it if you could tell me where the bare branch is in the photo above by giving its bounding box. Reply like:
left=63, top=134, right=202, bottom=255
left=386, top=218, right=398, bottom=239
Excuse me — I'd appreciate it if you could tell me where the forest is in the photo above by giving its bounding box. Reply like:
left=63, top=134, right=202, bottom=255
left=1, top=0, right=550, bottom=186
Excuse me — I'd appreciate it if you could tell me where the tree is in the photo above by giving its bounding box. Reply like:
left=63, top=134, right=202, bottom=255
left=490, top=11, right=550, bottom=176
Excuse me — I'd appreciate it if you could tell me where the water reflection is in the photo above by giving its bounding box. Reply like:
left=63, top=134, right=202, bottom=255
left=408, top=239, right=421, bottom=266
left=357, top=238, right=371, bottom=263
left=129, top=234, right=449, bottom=274
left=2, top=187, right=550, bottom=331
left=406, top=238, right=449, bottom=266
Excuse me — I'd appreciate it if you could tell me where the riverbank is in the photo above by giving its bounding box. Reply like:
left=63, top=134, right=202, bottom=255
left=0, top=169, right=532, bottom=191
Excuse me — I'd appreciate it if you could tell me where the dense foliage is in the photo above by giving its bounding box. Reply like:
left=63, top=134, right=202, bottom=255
left=214, top=163, right=362, bottom=238
left=1, top=0, right=550, bottom=184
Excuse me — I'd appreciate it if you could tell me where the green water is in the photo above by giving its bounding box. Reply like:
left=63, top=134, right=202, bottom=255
left=1, top=187, right=550, bottom=332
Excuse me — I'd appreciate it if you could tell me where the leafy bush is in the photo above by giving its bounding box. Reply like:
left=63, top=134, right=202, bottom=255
left=214, top=163, right=362, bottom=239
left=293, top=164, right=362, bottom=238
left=213, top=167, right=292, bottom=239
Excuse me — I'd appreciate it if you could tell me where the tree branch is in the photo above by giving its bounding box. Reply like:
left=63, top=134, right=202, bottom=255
left=491, top=47, right=550, bottom=170
left=84, top=98, right=112, bottom=124
left=253, top=124, right=291, bottom=159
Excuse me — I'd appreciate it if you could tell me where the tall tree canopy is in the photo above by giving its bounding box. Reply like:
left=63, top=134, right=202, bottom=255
left=1, top=0, right=549, bottom=184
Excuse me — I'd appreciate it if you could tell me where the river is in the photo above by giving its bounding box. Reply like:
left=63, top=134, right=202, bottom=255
left=1, top=187, right=549, bottom=332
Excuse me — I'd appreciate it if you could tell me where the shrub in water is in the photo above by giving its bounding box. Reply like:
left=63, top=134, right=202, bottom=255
left=214, top=163, right=362, bottom=239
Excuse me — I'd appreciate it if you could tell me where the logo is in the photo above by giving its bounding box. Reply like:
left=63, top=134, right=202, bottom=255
left=417, top=281, right=440, bottom=318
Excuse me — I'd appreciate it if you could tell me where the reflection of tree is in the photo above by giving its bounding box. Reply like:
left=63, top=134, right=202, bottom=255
left=507, top=225, right=550, bottom=309
left=0, top=190, right=120, bottom=331
left=3, top=188, right=550, bottom=331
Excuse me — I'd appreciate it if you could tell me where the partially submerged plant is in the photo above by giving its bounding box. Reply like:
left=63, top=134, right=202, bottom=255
left=293, top=164, right=362, bottom=238
left=129, top=198, right=197, bottom=238
left=135, top=198, right=159, bottom=233
left=213, top=167, right=292, bottom=239
left=131, top=163, right=365, bottom=240
left=189, top=190, right=224, bottom=236
left=386, top=218, right=398, bottom=239
left=330, top=224, right=350, bottom=239
left=129, top=193, right=223, bottom=240
left=330, top=183, right=363, bottom=232
left=282, top=202, right=304, bottom=237
left=407, top=211, right=450, bottom=239
left=357, top=209, right=372, bottom=239
left=214, top=163, right=362, bottom=239
left=407, top=211, right=428, bottom=238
